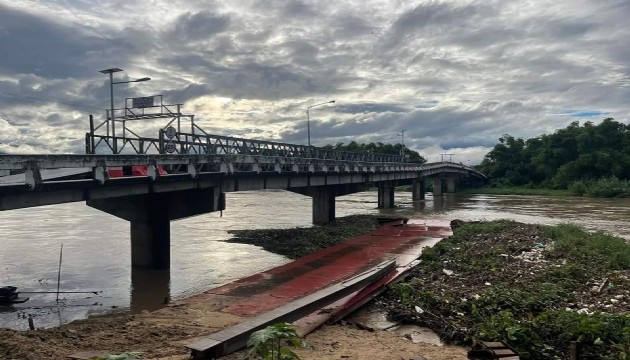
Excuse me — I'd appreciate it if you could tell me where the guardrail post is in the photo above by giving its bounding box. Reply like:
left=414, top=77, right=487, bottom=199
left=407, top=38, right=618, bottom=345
left=93, top=160, right=109, bottom=184
left=24, top=161, right=43, bottom=190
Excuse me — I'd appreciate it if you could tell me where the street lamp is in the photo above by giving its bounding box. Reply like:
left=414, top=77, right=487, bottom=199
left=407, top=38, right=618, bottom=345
left=306, top=100, right=335, bottom=147
left=397, top=129, right=406, bottom=157
left=99, top=68, right=151, bottom=153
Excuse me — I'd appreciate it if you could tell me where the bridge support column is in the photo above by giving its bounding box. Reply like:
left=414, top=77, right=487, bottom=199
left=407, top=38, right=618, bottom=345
left=432, top=178, right=443, bottom=196
left=446, top=177, right=456, bottom=193
left=87, top=187, right=225, bottom=269
left=412, top=179, right=425, bottom=201
left=290, top=183, right=369, bottom=225
left=312, top=187, right=335, bottom=225
left=378, top=182, right=395, bottom=208
left=130, top=207, right=171, bottom=269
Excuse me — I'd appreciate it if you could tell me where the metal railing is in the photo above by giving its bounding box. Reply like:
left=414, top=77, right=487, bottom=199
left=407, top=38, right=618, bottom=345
left=160, top=131, right=406, bottom=163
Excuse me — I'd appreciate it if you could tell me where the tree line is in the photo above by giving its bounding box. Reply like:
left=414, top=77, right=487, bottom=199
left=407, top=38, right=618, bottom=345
left=322, top=141, right=426, bottom=163
left=478, top=118, right=630, bottom=188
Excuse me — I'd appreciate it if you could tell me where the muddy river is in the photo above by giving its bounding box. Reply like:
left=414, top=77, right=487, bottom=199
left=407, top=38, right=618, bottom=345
left=1, top=190, right=629, bottom=329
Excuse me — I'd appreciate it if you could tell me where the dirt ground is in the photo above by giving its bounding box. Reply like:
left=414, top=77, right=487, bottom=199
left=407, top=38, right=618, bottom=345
left=0, top=309, right=466, bottom=360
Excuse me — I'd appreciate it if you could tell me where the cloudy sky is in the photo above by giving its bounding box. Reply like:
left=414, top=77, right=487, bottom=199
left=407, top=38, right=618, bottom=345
left=0, top=0, right=629, bottom=163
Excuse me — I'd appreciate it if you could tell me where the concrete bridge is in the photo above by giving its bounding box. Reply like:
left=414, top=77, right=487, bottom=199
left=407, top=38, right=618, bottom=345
left=0, top=95, right=488, bottom=323
left=0, top=134, right=485, bottom=269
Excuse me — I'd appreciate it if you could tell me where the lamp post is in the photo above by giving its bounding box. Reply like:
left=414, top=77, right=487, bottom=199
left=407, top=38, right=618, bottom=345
left=99, top=68, right=151, bottom=154
left=306, top=100, right=335, bottom=147
left=397, top=129, right=406, bottom=157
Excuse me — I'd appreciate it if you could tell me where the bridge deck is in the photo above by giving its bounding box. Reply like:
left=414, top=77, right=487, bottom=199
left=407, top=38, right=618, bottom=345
left=0, top=168, right=91, bottom=185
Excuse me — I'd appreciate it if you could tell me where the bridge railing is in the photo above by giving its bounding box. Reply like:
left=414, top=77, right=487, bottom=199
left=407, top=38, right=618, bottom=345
left=159, top=131, right=406, bottom=163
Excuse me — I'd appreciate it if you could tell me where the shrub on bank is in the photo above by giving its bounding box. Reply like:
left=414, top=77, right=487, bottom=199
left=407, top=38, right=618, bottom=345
left=569, top=177, right=630, bottom=198
left=382, top=220, right=630, bottom=359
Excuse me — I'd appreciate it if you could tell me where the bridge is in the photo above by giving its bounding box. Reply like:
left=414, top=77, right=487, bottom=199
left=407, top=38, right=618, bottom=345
left=0, top=97, right=486, bottom=270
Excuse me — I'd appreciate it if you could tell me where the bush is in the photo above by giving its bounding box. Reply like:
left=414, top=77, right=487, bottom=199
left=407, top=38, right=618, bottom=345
left=568, top=177, right=630, bottom=198
left=245, top=323, right=305, bottom=360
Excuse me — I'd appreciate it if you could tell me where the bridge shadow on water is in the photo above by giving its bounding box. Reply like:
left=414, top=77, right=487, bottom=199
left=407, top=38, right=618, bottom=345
left=412, top=193, right=459, bottom=213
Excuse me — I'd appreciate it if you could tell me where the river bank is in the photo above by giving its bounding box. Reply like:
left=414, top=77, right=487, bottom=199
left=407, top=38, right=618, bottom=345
left=457, top=186, right=571, bottom=197
left=0, top=215, right=467, bottom=360
left=380, top=220, right=630, bottom=359
left=1, top=212, right=629, bottom=359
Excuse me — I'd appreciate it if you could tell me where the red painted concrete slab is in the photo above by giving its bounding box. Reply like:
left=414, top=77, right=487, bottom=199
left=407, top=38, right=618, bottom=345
left=184, top=219, right=453, bottom=320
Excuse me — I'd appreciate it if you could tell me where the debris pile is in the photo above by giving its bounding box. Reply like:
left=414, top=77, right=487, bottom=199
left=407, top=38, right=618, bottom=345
left=379, top=220, right=630, bottom=359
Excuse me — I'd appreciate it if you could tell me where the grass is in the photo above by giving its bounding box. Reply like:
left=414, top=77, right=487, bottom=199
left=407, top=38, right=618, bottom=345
left=458, top=186, right=572, bottom=196
left=545, top=224, right=630, bottom=270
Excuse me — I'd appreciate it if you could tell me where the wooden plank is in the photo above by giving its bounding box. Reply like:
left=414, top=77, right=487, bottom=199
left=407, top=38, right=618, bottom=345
left=493, top=349, right=517, bottom=355
left=481, top=341, right=509, bottom=348
left=187, top=260, right=397, bottom=359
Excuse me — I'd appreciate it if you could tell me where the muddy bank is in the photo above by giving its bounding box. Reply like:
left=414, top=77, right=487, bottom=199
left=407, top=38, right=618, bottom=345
left=226, top=215, right=388, bottom=259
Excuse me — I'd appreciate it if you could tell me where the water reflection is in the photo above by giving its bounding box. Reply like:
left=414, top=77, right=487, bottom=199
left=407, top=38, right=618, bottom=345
left=130, top=268, right=170, bottom=313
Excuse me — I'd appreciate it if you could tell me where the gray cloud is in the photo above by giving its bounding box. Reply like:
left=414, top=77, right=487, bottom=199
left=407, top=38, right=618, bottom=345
left=0, top=0, right=628, bottom=164
left=166, top=11, right=231, bottom=42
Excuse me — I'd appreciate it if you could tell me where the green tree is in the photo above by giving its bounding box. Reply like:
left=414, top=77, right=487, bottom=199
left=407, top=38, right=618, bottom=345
left=322, top=142, right=426, bottom=163
left=478, top=118, right=630, bottom=189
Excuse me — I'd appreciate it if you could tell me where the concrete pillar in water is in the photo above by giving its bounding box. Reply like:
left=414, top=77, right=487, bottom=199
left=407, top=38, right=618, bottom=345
left=412, top=180, right=425, bottom=201
left=432, top=178, right=443, bottom=196
left=312, top=187, right=335, bottom=225
left=87, top=187, right=224, bottom=269
left=447, top=177, right=456, bottom=193
left=130, top=268, right=170, bottom=312
left=378, top=182, right=395, bottom=208
left=130, top=206, right=170, bottom=268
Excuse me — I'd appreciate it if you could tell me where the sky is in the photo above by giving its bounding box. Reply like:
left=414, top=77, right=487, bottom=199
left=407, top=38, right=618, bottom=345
left=0, top=0, right=629, bottom=164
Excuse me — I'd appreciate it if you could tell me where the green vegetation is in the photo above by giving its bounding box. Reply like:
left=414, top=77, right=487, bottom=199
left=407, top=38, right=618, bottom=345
left=458, top=186, right=571, bottom=196
left=478, top=118, right=630, bottom=197
left=322, top=141, right=426, bottom=163
left=569, top=177, right=630, bottom=198
left=382, top=220, right=630, bottom=359
left=245, top=323, right=305, bottom=360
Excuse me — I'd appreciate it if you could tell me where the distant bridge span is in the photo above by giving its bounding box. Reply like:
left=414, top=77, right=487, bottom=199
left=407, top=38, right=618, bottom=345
left=0, top=135, right=485, bottom=269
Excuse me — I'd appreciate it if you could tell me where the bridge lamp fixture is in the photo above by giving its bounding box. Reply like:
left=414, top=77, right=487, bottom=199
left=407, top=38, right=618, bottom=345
left=99, top=68, right=151, bottom=153
left=306, top=100, right=335, bottom=147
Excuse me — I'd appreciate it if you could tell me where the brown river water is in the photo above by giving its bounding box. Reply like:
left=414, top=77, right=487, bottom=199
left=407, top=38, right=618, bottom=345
left=1, top=190, right=629, bottom=330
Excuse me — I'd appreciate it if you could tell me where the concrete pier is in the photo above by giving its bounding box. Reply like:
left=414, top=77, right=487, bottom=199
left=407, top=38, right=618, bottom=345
left=311, top=187, right=336, bottom=225
left=87, top=188, right=224, bottom=269
left=432, top=178, right=443, bottom=196
left=412, top=180, right=425, bottom=201
left=447, top=177, right=456, bottom=193
left=377, top=182, right=395, bottom=208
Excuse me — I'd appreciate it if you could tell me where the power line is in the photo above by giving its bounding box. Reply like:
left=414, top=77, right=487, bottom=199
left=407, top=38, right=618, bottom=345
left=0, top=91, right=103, bottom=111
